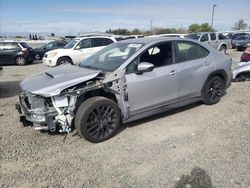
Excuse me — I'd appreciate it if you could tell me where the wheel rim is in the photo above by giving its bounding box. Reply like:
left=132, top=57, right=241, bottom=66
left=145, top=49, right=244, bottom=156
left=207, top=79, right=223, bottom=103
left=35, top=54, right=40, bottom=60
left=86, top=104, right=117, bottom=140
left=59, top=59, right=70, bottom=65
left=16, top=57, right=25, bottom=65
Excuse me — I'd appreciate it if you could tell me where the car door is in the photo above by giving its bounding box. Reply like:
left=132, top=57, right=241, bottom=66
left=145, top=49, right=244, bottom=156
left=200, top=33, right=209, bottom=44
left=125, top=42, right=179, bottom=115
left=175, top=41, right=215, bottom=99
left=209, top=33, right=218, bottom=50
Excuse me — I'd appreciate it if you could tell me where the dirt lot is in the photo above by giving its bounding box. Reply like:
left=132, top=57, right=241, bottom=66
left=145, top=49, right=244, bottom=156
left=0, top=49, right=250, bottom=188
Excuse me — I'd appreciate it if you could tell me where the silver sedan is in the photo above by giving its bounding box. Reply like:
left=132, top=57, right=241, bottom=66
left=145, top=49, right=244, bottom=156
left=17, top=37, right=232, bottom=142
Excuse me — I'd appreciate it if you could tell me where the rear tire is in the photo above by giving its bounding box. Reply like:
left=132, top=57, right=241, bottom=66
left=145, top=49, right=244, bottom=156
left=202, top=76, right=225, bottom=105
left=57, top=57, right=72, bottom=66
left=219, top=46, right=227, bottom=54
left=16, top=56, right=26, bottom=65
left=75, top=96, right=121, bottom=143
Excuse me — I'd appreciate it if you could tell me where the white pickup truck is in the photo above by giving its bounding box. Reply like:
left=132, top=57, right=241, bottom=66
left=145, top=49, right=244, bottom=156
left=185, top=32, right=232, bottom=54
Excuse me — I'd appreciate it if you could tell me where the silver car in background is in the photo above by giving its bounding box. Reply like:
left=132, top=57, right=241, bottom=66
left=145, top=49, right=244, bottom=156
left=16, top=38, right=232, bottom=143
left=232, top=62, right=250, bottom=81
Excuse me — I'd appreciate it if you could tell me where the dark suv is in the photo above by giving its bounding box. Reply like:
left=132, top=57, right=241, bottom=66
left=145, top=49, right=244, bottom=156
left=0, top=42, right=35, bottom=65
left=33, top=40, right=67, bottom=60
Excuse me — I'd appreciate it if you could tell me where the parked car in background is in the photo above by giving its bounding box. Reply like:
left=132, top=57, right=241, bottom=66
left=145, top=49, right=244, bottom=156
left=17, top=37, right=232, bottom=142
left=235, top=36, right=250, bottom=51
left=155, top=33, right=185, bottom=38
left=124, top=35, right=144, bottom=39
left=0, top=42, right=35, bottom=65
left=233, top=62, right=250, bottom=81
left=33, top=40, right=67, bottom=60
left=231, top=35, right=249, bottom=48
left=241, top=47, right=250, bottom=62
left=185, top=32, right=231, bottom=53
left=0, top=66, right=3, bottom=77
left=43, top=35, right=121, bottom=67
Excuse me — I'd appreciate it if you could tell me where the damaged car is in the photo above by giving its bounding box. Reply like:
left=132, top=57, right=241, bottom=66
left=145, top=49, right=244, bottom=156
left=232, top=62, right=250, bottom=81
left=16, top=38, right=232, bottom=143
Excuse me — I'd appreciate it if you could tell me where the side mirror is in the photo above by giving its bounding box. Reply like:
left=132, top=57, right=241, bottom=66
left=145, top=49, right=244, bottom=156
left=137, top=62, right=154, bottom=74
left=75, top=45, right=80, bottom=50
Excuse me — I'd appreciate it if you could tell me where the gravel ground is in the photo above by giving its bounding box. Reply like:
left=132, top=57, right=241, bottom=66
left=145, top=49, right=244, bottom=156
left=0, top=49, right=250, bottom=188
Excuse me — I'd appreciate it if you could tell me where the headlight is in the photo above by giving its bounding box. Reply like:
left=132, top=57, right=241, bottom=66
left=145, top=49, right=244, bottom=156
left=47, top=52, right=58, bottom=58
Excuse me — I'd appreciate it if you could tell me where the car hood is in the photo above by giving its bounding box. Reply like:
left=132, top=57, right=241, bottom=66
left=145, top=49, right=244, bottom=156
left=20, top=65, right=101, bottom=97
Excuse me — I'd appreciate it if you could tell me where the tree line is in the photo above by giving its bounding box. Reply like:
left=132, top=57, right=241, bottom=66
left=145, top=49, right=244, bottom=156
left=106, top=19, right=249, bottom=35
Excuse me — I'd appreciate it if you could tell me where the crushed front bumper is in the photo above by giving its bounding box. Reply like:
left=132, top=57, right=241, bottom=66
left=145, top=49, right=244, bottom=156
left=16, top=92, right=58, bottom=131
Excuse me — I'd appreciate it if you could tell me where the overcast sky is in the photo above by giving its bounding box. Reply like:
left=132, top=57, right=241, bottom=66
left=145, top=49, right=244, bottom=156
left=0, top=0, right=249, bottom=35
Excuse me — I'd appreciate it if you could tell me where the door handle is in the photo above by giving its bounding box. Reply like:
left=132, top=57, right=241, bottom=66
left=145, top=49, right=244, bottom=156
left=203, top=61, right=210, bottom=66
left=169, top=70, right=178, bottom=75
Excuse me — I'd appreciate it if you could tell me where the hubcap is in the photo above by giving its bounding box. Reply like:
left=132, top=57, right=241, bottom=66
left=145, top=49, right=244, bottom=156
left=17, top=57, right=25, bottom=65
left=208, top=79, right=223, bottom=103
left=86, top=104, right=116, bottom=139
left=59, top=60, right=70, bottom=65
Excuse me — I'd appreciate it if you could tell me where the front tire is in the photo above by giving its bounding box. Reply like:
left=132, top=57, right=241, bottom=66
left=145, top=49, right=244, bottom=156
left=57, top=57, right=72, bottom=66
left=16, top=56, right=26, bottom=65
left=202, top=76, right=225, bottom=105
left=75, top=97, right=121, bottom=143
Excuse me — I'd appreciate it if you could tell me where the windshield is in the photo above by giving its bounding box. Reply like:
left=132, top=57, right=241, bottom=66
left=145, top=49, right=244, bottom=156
left=64, top=39, right=80, bottom=49
left=80, top=42, right=144, bottom=71
left=185, top=34, right=201, bottom=40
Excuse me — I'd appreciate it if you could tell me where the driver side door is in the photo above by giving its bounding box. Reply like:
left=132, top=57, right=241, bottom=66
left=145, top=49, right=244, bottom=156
left=125, top=42, right=179, bottom=115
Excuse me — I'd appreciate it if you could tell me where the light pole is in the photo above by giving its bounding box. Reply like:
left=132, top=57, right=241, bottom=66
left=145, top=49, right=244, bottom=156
left=150, top=20, right=153, bottom=34
left=211, top=4, right=217, bottom=29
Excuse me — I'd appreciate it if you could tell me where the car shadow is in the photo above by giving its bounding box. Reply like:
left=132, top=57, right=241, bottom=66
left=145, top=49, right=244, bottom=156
left=0, top=80, right=21, bottom=98
left=174, top=167, right=213, bottom=188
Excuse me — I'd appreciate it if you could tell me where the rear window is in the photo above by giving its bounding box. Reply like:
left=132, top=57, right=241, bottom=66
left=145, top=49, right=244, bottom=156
left=177, top=41, right=209, bottom=62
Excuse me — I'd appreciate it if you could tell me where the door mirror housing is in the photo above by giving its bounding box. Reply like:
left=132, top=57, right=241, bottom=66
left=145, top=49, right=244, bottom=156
left=75, top=45, right=81, bottom=50
left=137, top=62, right=154, bottom=74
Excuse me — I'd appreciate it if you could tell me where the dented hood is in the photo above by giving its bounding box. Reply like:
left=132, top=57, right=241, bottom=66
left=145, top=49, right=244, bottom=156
left=20, top=64, right=101, bottom=97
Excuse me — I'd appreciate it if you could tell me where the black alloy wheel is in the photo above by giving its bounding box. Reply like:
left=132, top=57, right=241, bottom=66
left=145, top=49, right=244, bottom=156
left=75, top=97, right=121, bottom=143
left=203, top=76, right=225, bottom=105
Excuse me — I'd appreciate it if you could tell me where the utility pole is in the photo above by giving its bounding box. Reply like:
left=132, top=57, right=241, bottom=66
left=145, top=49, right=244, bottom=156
left=150, top=20, right=153, bottom=34
left=211, top=4, right=217, bottom=29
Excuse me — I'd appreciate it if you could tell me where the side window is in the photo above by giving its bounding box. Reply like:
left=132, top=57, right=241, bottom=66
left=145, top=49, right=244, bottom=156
left=92, top=38, right=103, bottom=47
left=210, top=33, right=216, bottom=41
left=177, top=42, right=209, bottom=62
left=76, top=39, right=91, bottom=49
left=218, top=34, right=227, bottom=40
left=3, top=43, right=20, bottom=50
left=92, top=38, right=114, bottom=47
left=102, top=38, right=114, bottom=45
left=126, top=42, right=173, bottom=74
left=200, top=34, right=209, bottom=42
left=0, top=43, right=4, bottom=51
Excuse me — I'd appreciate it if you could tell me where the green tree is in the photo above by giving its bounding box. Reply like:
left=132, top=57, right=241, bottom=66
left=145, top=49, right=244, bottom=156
left=188, top=23, right=213, bottom=33
left=232, top=19, right=248, bottom=30
left=188, top=24, right=201, bottom=33
left=131, top=29, right=141, bottom=35
left=199, top=23, right=213, bottom=32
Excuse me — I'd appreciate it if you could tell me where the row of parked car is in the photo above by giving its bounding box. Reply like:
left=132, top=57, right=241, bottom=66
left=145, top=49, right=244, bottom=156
left=0, top=32, right=249, bottom=68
